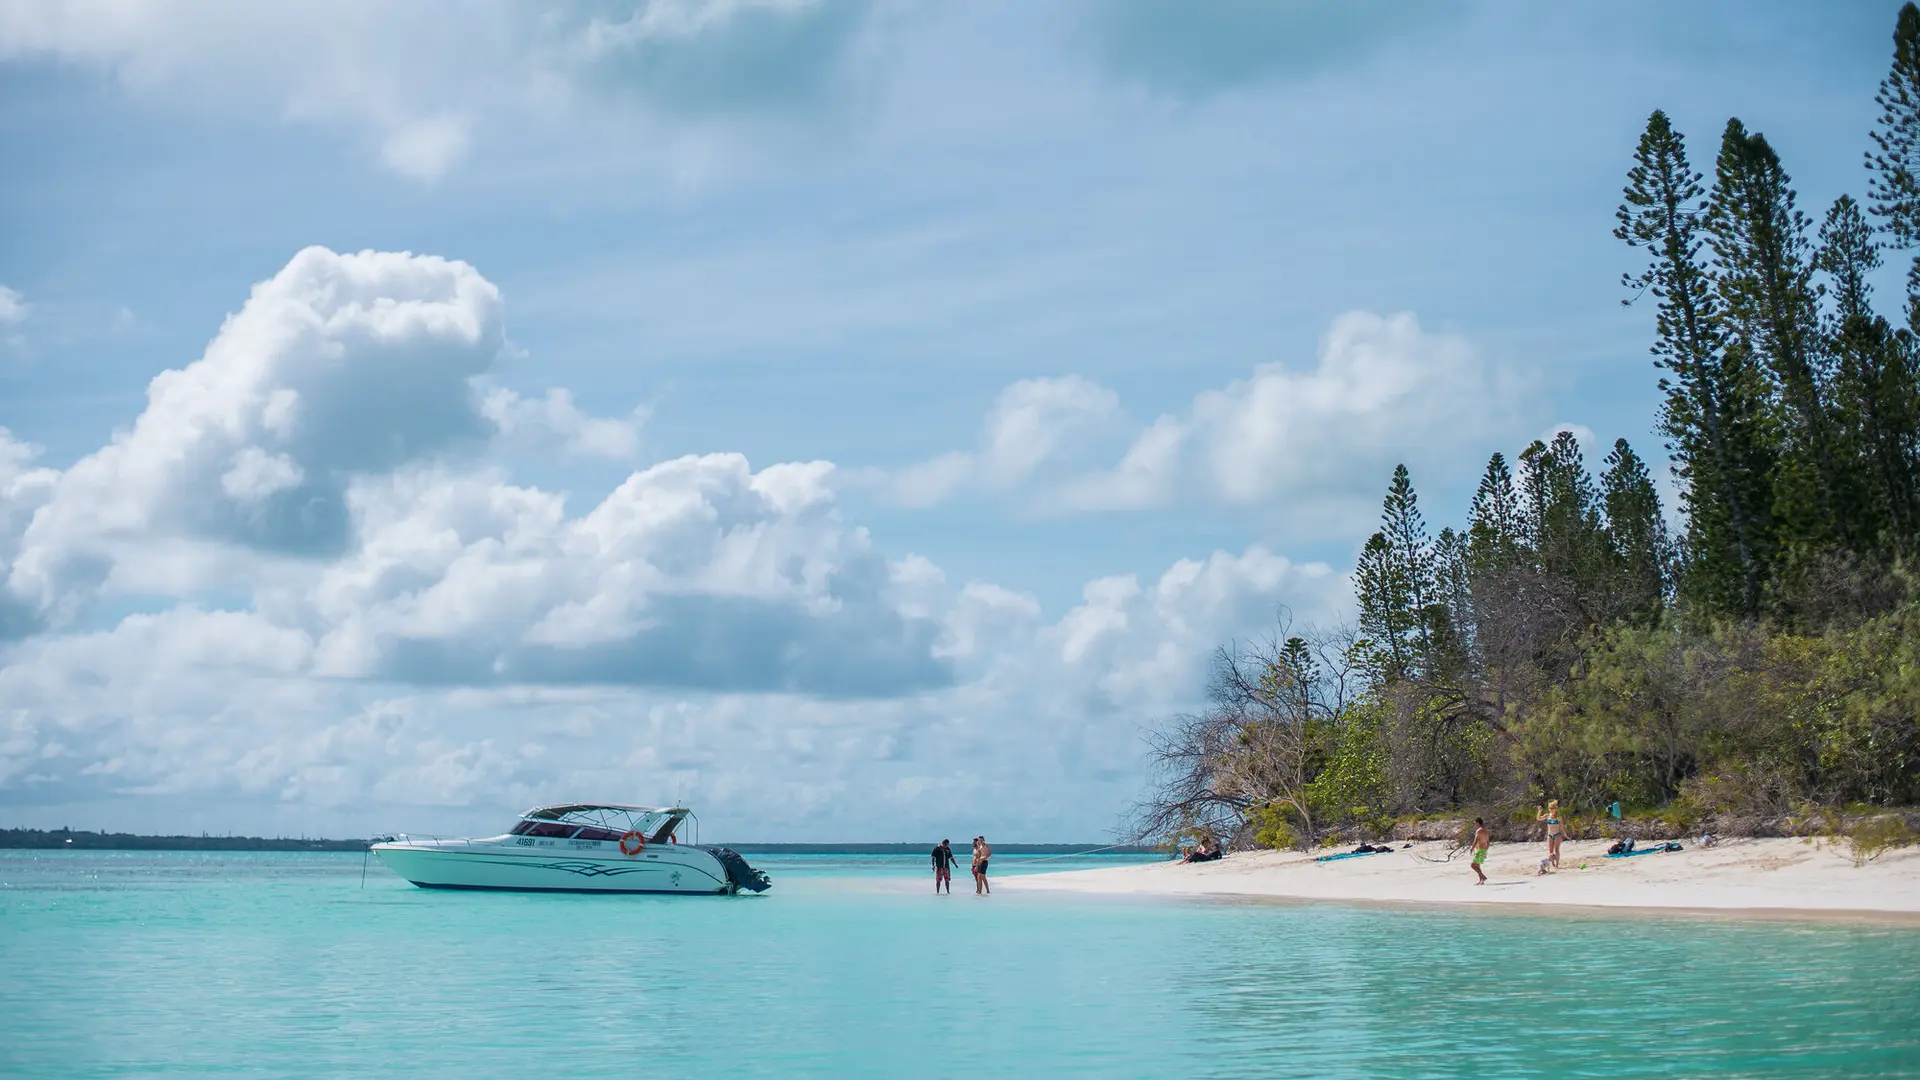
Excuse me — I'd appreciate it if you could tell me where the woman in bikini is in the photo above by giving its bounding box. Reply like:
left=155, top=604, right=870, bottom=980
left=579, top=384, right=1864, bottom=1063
left=1537, top=799, right=1565, bottom=870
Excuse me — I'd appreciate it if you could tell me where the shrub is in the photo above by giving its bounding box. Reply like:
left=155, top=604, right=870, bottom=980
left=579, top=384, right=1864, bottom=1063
left=1845, top=816, right=1916, bottom=867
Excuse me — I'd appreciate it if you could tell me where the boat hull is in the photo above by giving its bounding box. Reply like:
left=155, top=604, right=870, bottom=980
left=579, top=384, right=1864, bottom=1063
left=372, top=840, right=737, bottom=895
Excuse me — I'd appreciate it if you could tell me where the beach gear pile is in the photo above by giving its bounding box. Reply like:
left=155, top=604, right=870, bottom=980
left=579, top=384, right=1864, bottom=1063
left=1312, top=842, right=1401, bottom=863
left=1604, top=838, right=1684, bottom=858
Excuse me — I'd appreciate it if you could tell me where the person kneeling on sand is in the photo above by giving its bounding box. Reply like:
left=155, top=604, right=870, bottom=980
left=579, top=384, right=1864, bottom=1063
left=1471, top=818, right=1491, bottom=885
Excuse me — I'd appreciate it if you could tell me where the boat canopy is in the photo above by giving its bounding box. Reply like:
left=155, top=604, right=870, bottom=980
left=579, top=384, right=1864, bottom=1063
left=513, top=804, right=691, bottom=844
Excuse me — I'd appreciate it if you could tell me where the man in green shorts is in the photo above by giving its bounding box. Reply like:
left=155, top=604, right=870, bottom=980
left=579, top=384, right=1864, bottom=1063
left=1471, top=818, right=1491, bottom=885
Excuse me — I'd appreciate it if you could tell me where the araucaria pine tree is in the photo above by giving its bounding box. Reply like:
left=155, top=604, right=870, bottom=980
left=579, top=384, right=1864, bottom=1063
left=1816, top=195, right=1920, bottom=555
left=1707, top=119, right=1839, bottom=583
left=1617, top=110, right=1776, bottom=617
left=1599, top=439, right=1669, bottom=623
left=1355, top=465, right=1437, bottom=678
left=1868, top=1, right=1920, bottom=325
left=1466, top=452, right=1525, bottom=572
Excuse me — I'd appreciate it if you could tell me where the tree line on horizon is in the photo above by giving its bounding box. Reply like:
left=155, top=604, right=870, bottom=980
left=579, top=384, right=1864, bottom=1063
left=1131, top=5, right=1920, bottom=850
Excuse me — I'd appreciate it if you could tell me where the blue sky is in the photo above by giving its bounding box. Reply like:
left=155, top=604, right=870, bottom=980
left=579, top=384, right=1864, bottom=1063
left=0, top=0, right=1899, bottom=840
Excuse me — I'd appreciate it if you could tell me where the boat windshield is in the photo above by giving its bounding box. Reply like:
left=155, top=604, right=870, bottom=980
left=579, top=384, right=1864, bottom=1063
left=512, top=803, right=689, bottom=842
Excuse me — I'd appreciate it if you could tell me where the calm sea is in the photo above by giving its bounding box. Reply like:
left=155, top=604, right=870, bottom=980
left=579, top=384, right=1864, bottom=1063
left=3, top=850, right=1918, bottom=1078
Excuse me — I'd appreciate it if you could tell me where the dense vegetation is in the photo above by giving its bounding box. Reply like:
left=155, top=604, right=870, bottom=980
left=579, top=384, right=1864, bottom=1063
left=1131, top=6, right=1920, bottom=850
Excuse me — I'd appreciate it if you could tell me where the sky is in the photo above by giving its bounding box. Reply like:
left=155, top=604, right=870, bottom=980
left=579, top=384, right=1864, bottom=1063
left=0, top=0, right=1900, bottom=841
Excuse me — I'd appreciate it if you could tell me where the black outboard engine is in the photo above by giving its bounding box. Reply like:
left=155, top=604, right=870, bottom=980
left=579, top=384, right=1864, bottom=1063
left=705, top=847, right=772, bottom=893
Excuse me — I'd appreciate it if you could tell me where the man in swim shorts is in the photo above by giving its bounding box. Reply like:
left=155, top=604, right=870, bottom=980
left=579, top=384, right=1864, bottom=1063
left=931, top=839, right=956, bottom=894
left=1471, top=818, right=1490, bottom=885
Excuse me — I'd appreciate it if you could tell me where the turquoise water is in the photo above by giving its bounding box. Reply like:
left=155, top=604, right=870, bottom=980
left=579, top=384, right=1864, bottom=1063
left=4, top=851, right=1919, bottom=1078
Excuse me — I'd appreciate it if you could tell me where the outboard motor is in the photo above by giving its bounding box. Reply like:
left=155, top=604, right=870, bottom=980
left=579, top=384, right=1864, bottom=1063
left=705, top=847, right=772, bottom=893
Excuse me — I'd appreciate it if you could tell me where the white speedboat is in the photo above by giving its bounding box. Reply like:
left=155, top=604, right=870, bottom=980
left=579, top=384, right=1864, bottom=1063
left=371, top=803, right=771, bottom=895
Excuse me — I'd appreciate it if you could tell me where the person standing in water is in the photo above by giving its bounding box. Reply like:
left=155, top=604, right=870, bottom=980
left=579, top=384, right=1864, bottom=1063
left=1470, top=818, right=1491, bottom=885
left=972, top=836, right=992, bottom=895
left=1537, top=800, right=1565, bottom=870
left=931, top=839, right=956, bottom=894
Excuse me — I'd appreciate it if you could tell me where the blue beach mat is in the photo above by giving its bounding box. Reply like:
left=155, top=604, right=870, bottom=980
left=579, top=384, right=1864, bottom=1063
left=1605, top=842, right=1683, bottom=859
left=1313, top=849, right=1387, bottom=863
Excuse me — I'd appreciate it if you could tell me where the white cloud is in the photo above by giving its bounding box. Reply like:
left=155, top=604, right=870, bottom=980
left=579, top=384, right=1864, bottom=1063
left=0, top=430, right=59, bottom=637
left=861, top=375, right=1122, bottom=507
left=903, top=311, right=1537, bottom=535
left=7, top=246, right=504, bottom=618
left=378, top=113, right=473, bottom=183
left=0, top=245, right=1348, bottom=840
left=0, top=0, right=876, bottom=181
left=477, top=385, right=647, bottom=461
left=0, top=284, right=26, bottom=324
left=1166, top=311, right=1530, bottom=524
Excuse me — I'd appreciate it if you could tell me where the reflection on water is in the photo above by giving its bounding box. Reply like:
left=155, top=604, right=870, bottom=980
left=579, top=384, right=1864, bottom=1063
left=2, top=851, right=1917, bottom=1079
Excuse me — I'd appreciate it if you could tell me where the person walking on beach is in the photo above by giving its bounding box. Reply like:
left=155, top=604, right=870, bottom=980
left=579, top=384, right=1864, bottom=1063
left=972, top=836, right=992, bottom=895
left=1537, top=799, right=1565, bottom=871
left=931, top=839, right=956, bottom=894
left=1470, top=818, right=1491, bottom=885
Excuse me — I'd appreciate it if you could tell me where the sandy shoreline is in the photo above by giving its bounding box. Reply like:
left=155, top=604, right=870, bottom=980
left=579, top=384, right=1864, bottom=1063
left=1004, top=838, right=1920, bottom=922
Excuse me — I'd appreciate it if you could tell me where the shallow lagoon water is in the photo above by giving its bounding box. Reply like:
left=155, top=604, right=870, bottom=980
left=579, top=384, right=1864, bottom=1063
left=4, top=850, right=1919, bottom=1078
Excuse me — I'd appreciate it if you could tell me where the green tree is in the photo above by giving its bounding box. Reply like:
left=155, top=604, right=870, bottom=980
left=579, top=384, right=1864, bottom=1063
left=1355, top=465, right=1442, bottom=679
left=1817, top=195, right=1920, bottom=555
left=1355, top=532, right=1412, bottom=678
left=1707, top=119, right=1838, bottom=578
left=1520, top=432, right=1613, bottom=619
left=1467, top=452, right=1526, bottom=571
left=1617, top=110, right=1775, bottom=616
left=1600, top=438, right=1670, bottom=623
left=1867, top=1, right=1920, bottom=325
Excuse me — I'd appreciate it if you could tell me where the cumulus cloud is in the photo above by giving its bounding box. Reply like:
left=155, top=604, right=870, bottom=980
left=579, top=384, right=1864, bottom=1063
left=0, top=284, right=26, bottom=324
left=0, top=537, right=1341, bottom=837
left=0, top=244, right=1351, bottom=839
left=0, top=430, right=59, bottom=638
left=0, top=0, right=877, bottom=180
left=302, top=453, right=951, bottom=697
left=872, top=311, right=1537, bottom=535
left=7, top=246, right=505, bottom=616
left=477, top=385, right=648, bottom=461
left=859, top=375, right=1122, bottom=507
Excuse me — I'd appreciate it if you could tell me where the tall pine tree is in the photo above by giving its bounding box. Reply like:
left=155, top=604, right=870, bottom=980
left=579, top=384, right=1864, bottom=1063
left=1355, top=465, right=1437, bottom=679
left=1867, top=1, right=1920, bottom=326
left=1520, top=432, right=1613, bottom=620
left=1467, top=452, right=1526, bottom=571
left=1600, top=438, right=1670, bottom=623
left=1707, top=119, right=1838, bottom=573
left=1817, top=194, right=1920, bottom=553
left=1618, top=110, right=1775, bottom=616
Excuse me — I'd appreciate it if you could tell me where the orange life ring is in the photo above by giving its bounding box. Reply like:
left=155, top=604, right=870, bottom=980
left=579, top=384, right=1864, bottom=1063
left=619, top=831, right=646, bottom=856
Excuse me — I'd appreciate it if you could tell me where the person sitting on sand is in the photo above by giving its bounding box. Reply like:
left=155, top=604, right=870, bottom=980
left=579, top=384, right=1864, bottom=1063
left=1537, top=799, right=1565, bottom=870
left=972, top=836, right=991, bottom=895
left=1183, top=838, right=1223, bottom=863
left=1470, top=818, right=1490, bottom=885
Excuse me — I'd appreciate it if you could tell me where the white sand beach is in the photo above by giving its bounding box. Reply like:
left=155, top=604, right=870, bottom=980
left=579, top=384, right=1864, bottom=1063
left=1007, top=838, right=1920, bottom=920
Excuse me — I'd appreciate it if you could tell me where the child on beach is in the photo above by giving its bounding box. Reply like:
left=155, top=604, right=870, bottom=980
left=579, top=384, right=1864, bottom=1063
left=1471, top=818, right=1490, bottom=885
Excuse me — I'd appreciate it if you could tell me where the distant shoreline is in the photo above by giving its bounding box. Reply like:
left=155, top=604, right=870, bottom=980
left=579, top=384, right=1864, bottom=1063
left=0, top=828, right=1153, bottom=856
